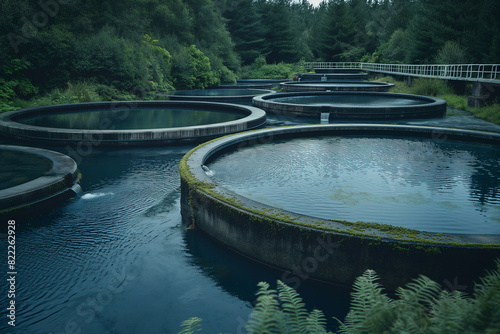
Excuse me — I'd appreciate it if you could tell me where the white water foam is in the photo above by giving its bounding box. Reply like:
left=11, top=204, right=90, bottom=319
left=81, top=192, right=114, bottom=200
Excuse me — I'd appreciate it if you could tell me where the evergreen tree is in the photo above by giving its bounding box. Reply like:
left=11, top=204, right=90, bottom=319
left=318, top=0, right=357, bottom=61
left=223, top=0, right=267, bottom=65
left=257, top=0, right=301, bottom=63
left=405, top=0, right=472, bottom=63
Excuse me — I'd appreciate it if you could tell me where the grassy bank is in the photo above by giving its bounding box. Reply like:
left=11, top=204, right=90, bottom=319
left=374, top=76, right=500, bottom=124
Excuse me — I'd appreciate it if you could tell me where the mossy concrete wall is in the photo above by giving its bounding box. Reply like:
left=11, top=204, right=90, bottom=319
left=180, top=125, right=500, bottom=291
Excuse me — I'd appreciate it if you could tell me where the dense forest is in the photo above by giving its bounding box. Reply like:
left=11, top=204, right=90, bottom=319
left=1, top=0, right=499, bottom=111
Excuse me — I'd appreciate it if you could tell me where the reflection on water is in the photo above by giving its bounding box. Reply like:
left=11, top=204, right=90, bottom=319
left=0, top=145, right=350, bottom=334
left=172, top=89, right=270, bottom=96
left=272, top=94, right=426, bottom=106
left=19, top=107, right=243, bottom=130
left=290, top=83, right=386, bottom=87
left=209, top=136, right=500, bottom=234
left=1, top=110, right=500, bottom=333
left=0, top=150, right=52, bottom=190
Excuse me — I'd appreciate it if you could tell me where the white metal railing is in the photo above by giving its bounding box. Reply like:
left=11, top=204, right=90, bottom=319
left=304, top=62, right=500, bottom=83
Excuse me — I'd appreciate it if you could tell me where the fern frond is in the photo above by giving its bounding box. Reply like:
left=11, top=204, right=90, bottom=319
left=428, top=290, right=470, bottom=334
left=277, top=280, right=309, bottom=334
left=466, top=260, right=500, bottom=332
left=392, top=275, right=442, bottom=333
left=246, top=281, right=284, bottom=334
left=306, top=309, right=329, bottom=334
left=396, top=275, right=442, bottom=307
left=338, top=269, right=395, bottom=333
left=178, top=317, right=202, bottom=334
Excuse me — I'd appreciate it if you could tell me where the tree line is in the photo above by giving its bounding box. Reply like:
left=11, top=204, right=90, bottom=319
left=1, top=0, right=499, bottom=110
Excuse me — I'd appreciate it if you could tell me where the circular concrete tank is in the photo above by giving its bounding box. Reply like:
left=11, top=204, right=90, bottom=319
left=159, top=88, right=274, bottom=104
left=253, top=91, right=446, bottom=120
left=280, top=81, right=394, bottom=92
left=0, top=101, right=267, bottom=146
left=0, top=145, right=81, bottom=217
left=180, top=124, right=500, bottom=291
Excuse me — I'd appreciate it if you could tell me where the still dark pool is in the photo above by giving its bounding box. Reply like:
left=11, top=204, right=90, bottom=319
left=2, top=110, right=500, bottom=333
left=272, top=94, right=428, bottom=107
left=0, top=150, right=52, bottom=190
left=209, top=136, right=500, bottom=234
left=19, top=107, right=243, bottom=130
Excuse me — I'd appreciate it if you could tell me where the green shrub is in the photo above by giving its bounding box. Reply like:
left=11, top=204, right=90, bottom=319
left=171, top=45, right=219, bottom=90
left=240, top=56, right=305, bottom=79
left=74, top=26, right=132, bottom=90
left=66, top=81, right=101, bottom=103
left=469, top=103, right=500, bottom=124
left=23, top=25, right=77, bottom=93
left=409, top=78, right=453, bottom=97
left=439, top=94, right=469, bottom=110
left=0, top=58, right=37, bottom=113
left=434, top=41, right=469, bottom=64
left=27, top=81, right=102, bottom=107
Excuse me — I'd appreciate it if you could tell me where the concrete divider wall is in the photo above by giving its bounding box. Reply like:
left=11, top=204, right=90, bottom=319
left=180, top=125, right=500, bottom=291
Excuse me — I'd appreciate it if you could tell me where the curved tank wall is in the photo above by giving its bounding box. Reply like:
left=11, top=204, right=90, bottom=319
left=253, top=91, right=446, bottom=120
left=0, top=101, right=267, bottom=146
left=0, top=145, right=81, bottom=217
left=180, top=124, right=500, bottom=291
left=158, top=88, right=275, bottom=104
left=297, top=73, right=368, bottom=81
left=280, top=81, right=394, bottom=92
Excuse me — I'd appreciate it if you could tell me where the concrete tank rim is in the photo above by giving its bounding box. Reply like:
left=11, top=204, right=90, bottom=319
left=0, top=100, right=267, bottom=144
left=253, top=91, right=446, bottom=110
left=180, top=124, right=500, bottom=249
left=0, top=144, right=80, bottom=214
left=279, top=81, right=396, bottom=92
left=159, top=88, right=276, bottom=99
left=280, top=80, right=395, bottom=87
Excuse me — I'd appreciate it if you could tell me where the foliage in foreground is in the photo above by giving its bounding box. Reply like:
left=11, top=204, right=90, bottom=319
left=179, top=260, right=500, bottom=334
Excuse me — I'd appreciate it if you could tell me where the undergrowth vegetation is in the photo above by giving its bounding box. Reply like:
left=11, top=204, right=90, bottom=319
left=240, top=56, right=306, bottom=79
left=375, top=76, right=500, bottom=124
left=180, top=260, right=500, bottom=334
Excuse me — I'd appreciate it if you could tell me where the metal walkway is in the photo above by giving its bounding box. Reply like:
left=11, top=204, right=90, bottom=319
left=304, top=62, right=500, bottom=84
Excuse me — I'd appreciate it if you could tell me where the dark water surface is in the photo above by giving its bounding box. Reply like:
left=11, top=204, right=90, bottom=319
left=170, top=89, right=270, bottom=96
left=209, top=136, right=500, bottom=234
left=0, top=144, right=350, bottom=334
left=0, top=150, right=52, bottom=190
left=271, top=94, right=430, bottom=107
left=19, top=107, right=243, bottom=130
left=1, top=108, right=500, bottom=333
